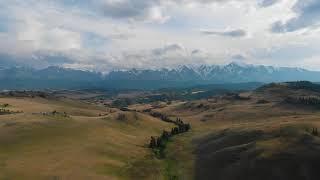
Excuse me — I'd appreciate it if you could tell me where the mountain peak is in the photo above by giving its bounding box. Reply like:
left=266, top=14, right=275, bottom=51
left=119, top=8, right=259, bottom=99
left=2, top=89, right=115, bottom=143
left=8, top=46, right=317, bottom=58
left=0, top=63, right=319, bottom=90
left=227, top=61, right=251, bottom=68
left=105, top=63, right=318, bottom=83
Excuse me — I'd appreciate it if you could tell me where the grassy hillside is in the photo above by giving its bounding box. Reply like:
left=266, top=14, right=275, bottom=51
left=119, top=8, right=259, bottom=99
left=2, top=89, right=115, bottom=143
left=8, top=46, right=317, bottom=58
left=130, top=81, right=320, bottom=180
left=195, top=125, right=320, bottom=180
left=0, top=96, right=174, bottom=180
left=3, top=81, right=320, bottom=179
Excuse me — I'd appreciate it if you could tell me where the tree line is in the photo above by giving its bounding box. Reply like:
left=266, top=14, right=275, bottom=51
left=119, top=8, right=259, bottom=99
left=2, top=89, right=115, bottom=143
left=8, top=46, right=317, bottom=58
left=148, top=116, right=191, bottom=158
left=285, top=96, right=320, bottom=107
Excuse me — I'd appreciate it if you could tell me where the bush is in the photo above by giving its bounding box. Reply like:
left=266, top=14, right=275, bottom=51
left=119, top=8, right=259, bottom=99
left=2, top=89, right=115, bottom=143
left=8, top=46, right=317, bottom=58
left=117, top=113, right=126, bottom=121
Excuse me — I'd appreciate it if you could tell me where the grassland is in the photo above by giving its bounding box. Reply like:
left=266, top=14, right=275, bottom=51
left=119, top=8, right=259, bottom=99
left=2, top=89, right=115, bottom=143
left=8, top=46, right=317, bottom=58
left=0, top=96, right=174, bottom=180
left=3, top=82, right=320, bottom=179
left=126, top=82, right=320, bottom=180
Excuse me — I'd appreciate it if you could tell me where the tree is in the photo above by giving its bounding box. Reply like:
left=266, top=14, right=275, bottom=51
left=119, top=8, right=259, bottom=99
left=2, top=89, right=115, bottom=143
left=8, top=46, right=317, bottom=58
left=312, top=128, right=318, bottom=136
left=149, top=136, right=157, bottom=148
left=185, top=123, right=191, bottom=131
left=157, top=137, right=164, bottom=148
left=161, top=130, right=170, bottom=141
left=171, top=127, right=179, bottom=135
left=148, top=116, right=191, bottom=159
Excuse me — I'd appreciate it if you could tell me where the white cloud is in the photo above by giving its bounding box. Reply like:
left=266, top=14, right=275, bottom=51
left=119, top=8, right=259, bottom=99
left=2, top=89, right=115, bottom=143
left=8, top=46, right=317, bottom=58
left=1, top=0, right=320, bottom=71
left=271, top=0, right=320, bottom=33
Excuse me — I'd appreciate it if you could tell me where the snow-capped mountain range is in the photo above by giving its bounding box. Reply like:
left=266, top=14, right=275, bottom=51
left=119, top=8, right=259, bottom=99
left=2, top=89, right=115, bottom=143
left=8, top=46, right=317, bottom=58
left=106, top=62, right=316, bottom=83
left=0, top=62, right=320, bottom=90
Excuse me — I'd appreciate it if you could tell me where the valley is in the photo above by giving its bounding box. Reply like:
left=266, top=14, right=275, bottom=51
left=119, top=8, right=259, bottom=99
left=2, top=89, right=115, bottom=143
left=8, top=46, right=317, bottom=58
left=1, top=81, right=320, bottom=179
left=2, top=1, right=320, bottom=179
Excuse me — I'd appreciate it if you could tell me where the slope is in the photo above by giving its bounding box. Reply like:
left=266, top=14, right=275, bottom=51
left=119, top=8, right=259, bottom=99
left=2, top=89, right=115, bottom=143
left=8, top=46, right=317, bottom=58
left=0, top=95, right=174, bottom=180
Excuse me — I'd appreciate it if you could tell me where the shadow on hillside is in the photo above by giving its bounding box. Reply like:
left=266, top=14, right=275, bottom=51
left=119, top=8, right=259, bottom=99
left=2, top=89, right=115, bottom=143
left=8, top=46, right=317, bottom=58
left=195, top=125, right=320, bottom=180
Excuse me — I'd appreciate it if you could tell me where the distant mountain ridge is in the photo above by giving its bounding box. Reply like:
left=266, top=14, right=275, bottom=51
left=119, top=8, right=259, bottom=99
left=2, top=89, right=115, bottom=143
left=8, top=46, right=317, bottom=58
left=0, top=66, right=102, bottom=90
left=106, top=62, right=319, bottom=83
left=1, top=62, right=320, bottom=90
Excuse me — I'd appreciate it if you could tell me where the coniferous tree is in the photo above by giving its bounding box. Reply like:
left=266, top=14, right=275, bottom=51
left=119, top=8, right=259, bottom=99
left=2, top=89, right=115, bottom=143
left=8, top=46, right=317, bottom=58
left=149, top=136, right=157, bottom=148
left=157, top=137, right=164, bottom=148
left=312, top=128, right=319, bottom=136
left=161, top=130, right=170, bottom=141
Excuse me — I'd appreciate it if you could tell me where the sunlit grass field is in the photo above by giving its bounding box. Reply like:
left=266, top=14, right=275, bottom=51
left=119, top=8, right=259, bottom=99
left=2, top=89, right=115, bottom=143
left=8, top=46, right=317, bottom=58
left=0, top=97, right=174, bottom=180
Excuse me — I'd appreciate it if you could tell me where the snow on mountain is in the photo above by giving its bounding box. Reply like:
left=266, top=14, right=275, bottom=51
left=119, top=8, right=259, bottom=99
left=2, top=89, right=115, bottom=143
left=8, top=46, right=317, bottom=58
left=106, top=62, right=320, bottom=83
left=1, top=62, right=320, bottom=90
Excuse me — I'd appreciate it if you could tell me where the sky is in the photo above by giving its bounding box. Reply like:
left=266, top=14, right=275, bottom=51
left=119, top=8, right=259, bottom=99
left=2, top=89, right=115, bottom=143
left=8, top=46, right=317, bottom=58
left=1, top=0, right=320, bottom=72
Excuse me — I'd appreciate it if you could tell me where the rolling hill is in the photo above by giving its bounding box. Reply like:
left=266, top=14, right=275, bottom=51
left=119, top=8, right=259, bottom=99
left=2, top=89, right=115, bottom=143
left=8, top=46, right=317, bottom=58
left=2, top=81, right=320, bottom=179
left=0, top=94, right=174, bottom=179
left=130, top=81, right=320, bottom=180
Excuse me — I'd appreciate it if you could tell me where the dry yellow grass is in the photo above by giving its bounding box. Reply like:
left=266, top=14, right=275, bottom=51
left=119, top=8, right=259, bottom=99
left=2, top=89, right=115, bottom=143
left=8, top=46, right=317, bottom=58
left=133, top=94, right=320, bottom=179
left=3, top=85, right=320, bottom=180
left=0, top=97, right=174, bottom=180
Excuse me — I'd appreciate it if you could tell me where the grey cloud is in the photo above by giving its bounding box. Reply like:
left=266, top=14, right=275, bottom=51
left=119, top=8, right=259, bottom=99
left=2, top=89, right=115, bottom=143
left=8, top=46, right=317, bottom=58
left=89, top=44, right=210, bottom=71
left=231, top=54, right=246, bottom=61
left=31, top=51, right=75, bottom=65
left=251, top=44, right=320, bottom=65
left=99, top=0, right=155, bottom=19
left=271, top=0, right=320, bottom=33
left=191, top=49, right=201, bottom=54
left=174, top=0, right=279, bottom=7
left=152, top=44, right=184, bottom=55
left=201, top=29, right=247, bottom=37
left=68, top=0, right=274, bottom=22
left=258, top=0, right=278, bottom=7
left=48, top=0, right=161, bottom=22
left=0, top=52, right=74, bottom=69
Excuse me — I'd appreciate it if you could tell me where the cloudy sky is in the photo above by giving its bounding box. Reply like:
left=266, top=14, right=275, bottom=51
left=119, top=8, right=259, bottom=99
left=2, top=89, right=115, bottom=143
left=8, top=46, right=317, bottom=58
left=1, top=0, right=320, bottom=72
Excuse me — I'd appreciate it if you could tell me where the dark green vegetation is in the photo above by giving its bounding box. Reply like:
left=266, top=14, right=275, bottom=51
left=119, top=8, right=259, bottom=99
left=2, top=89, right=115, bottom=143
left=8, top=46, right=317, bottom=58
left=0, top=103, right=22, bottom=115
left=0, top=103, right=9, bottom=108
left=149, top=117, right=191, bottom=158
left=0, top=109, right=21, bottom=115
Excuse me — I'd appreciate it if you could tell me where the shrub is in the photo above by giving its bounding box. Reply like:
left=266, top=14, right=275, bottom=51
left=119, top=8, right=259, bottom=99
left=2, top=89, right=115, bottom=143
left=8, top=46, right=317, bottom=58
left=117, top=113, right=126, bottom=121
